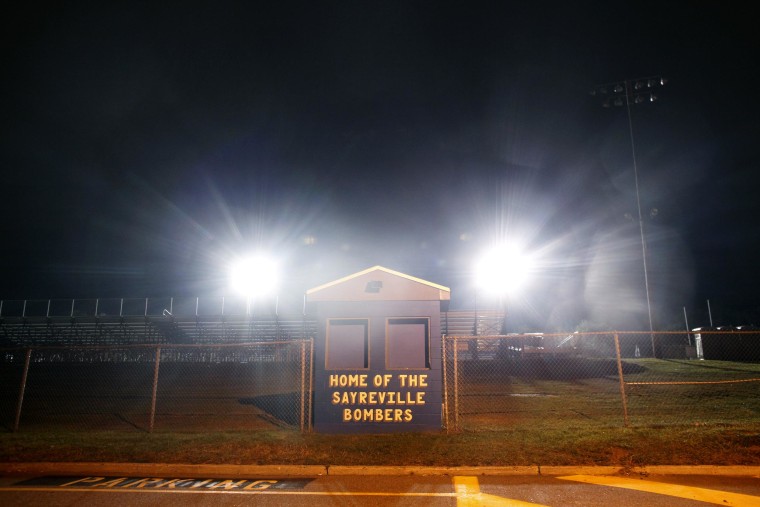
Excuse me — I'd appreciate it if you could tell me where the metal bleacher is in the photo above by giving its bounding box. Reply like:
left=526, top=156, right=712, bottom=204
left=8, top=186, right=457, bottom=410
left=441, top=309, right=505, bottom=336
left=0, top=297, right=502, bottom=346
left=0, top=297, right=316, bottom=346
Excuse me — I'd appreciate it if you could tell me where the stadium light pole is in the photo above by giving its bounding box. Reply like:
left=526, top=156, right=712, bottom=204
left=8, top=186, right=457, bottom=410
left=592, top=76, right=666, bottom=357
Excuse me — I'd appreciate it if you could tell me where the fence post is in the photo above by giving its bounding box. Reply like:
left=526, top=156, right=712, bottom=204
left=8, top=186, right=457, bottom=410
left=308, top=338, right=314, bottom=432
left=613, top=333, right=630, bottom=427
left=13, top=348, right=33, bottom=432
left=300, top=340, right=306, bottom=432
left=453, top=336, right=459, bottom=431
left=442, top=335, right=449, bottom=432
left=149, top=346, right=161, bottom=433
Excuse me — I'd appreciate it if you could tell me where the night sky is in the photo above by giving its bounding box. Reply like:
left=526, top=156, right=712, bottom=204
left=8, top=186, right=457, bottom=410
left=2, top=1, right=758, bottom=330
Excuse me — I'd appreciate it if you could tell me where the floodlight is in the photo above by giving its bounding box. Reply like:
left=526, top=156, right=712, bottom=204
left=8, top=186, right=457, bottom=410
left=474, top=244, right=535, bottom=296
left=228, top=254, right=280, bottom=298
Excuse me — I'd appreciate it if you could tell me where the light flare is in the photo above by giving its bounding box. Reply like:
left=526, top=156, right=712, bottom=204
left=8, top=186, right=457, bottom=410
left=228, top=254, right=280, bottom=298
left=475, top=244, right=535, bottom=296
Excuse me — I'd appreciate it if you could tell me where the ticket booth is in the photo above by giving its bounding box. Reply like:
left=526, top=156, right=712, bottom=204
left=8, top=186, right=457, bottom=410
left=306, top=266, right=450, bottom=433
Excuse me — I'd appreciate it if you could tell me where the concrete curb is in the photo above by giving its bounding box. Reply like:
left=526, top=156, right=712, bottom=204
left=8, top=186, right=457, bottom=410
left=0, top=463, right=327, bottom=478
left=2, top=463, right=759, bottom=477
left=327, top=465, right=540, bottom=476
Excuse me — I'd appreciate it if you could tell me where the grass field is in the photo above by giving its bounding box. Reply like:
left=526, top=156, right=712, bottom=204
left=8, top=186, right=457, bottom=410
left=450, top=357, right=760, bottom=429
left=1, top=357, right=759, bottom=466
left=2, top=423, right=758, bottom=466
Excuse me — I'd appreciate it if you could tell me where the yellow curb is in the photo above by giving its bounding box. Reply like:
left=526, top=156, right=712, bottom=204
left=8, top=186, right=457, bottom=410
left=634, top=465, right=760, bottom=476
left=538, top=466, right=627, bottom=476
left=2, top=463, right=759, bottom=478
left=0, top=462, right=327, bottom=477
left=327, top=465, right=538, bottom=476
left=538, top=465, right=760, bottom=477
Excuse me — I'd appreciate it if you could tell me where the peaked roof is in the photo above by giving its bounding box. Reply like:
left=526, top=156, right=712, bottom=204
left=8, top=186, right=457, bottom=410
left=306, top=265, right=450, bottom=302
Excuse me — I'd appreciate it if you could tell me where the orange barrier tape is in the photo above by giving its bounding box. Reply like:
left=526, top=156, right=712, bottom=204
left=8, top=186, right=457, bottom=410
left=626, top=378, right=760, bottom=385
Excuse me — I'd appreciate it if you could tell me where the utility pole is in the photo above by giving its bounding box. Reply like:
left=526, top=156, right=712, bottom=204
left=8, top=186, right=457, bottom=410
left=592, top=76, right=667, bottom=357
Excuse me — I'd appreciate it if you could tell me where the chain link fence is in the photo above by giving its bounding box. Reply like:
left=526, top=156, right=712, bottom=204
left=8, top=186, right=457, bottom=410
left=1, top=341, right=313, bottom=433
left=443, top=331, right=760, bottom=432
left=3, top=307, right=759, bottom=435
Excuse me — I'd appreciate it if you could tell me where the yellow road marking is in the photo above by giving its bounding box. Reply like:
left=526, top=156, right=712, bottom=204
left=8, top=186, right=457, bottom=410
left=453, top=476, right=550, bottom=507
left=454, top=476, right=481, bottom=496
left=559, top=475, right=760, bottom=507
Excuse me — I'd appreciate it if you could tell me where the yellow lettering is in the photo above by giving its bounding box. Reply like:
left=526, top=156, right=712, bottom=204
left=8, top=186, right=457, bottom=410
left=338, top=405, right=424, bottom=423
left=387, top=392, right=396, bottom=404
left=331, top=392, right=340, bottom=404
left=334, top=374, right=363, bottom=387
left=373, top=374, right=383, bottom=387
left=419, top=374, right=428, bottom=387
left=378, top=392, right=386, bottom=404
left=398, top=374, right=407, bottom=387
left=416, top=391, right=425, bottom=404
left=368, top=392, right=377, bottom=404
left=359, top=391, right=367, bottom=404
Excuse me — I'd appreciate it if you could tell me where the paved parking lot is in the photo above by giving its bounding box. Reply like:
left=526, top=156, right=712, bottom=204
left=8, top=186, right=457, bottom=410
left=1, top=466, right=758, bottom=506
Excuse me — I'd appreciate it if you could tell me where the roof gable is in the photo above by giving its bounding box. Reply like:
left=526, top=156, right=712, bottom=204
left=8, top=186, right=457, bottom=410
left=306, top=266, right=450, bottom=302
